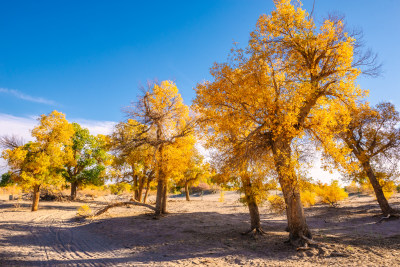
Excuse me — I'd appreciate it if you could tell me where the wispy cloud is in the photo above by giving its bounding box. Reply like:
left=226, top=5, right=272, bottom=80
left=0, top=88, right=56, bottom=105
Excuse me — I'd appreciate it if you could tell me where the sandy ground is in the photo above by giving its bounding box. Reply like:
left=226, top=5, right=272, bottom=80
left=0, top=191, right=399, bottom=266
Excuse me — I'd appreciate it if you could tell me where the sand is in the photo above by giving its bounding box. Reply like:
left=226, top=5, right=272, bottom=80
left=0, top=191, right=399, bottom=266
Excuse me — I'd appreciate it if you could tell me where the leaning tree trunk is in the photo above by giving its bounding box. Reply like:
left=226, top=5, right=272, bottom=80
left=70, top=181, right=78, bottom=200
left=32, top=184, right=41, bottom=211
left=272, top=140, right=312, bottom=246
left=241, top=175, right=265, bottom=235
left=362, top=161, right=396, bottom=216
left=185, top=181, right=190, bottom=201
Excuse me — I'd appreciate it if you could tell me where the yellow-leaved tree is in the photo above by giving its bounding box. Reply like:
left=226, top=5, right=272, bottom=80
left=337, top=103, right=400, bottom=216
left=121, top=80, right=194, bottom=217
left=194, top=0, right=375, bottom=246
left=2, top=111, right=74, bottom=211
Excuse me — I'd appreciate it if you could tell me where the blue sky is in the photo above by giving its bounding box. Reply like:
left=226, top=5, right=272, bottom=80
left=0, top=0, right=399, bottom=123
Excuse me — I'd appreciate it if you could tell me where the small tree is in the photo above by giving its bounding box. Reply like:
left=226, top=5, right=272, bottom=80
left=63, top=123, right=110, bottom=200
left=331, top=103, right=400, bottom=216
left=2, top=111, right=74, bottom=211
left=120, top=81, right=194, bottom=217
left=316, top=180, right=348, bottom=207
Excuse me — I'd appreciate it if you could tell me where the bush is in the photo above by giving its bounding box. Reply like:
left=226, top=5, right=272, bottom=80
left=316, top=180, right=348, bottom=207
left=301, top=190, right=316, bottom=207
left=218, top=191, right=225, bottom=202
left=109, top=182, right=131, bottom=195
left=267, top=195, right=286, bottom=214
left=77, top=204, right=93, bottom=217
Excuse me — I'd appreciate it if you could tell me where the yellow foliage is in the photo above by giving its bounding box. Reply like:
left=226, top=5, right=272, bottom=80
left=267, top=195, right=286, bottom=214
left=361, top=180, right=396, bottom=200
left=301, top=190, right=316, bottom=207
left=77, top=205, right=93, bottom=217
left=218, top=191, right=225, bottom=202
left=316, top=180, right=348, bottom=206
left=2, top=111, right=74, bottom=190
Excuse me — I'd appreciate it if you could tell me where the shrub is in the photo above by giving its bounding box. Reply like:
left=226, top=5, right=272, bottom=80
left=77, top=204, right=93, bottom=217
left=218, top=191, right=225, bottom=202
left=267, top=195, right=286, bottom=214
left=109, top=182, right=131, bottom=195
left=301, top=190, right=316, bottom=207
left=316, top=180, right=348, bottom=207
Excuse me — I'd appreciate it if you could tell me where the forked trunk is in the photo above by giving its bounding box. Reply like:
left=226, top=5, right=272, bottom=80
left=185, top=181, right=190, bottom=201
left=70, top=181, right=78, bottom=200
left=272, top=140, right=311, bottom=246
left=32, top=184, right=41, bottom=211
left=362, top=161, right=396, bottom=216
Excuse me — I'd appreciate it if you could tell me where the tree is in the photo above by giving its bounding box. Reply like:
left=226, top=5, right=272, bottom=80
left=338, top=103, right=400, bottom=216
left=178, top=149, right=209, bottom=201
left=194, top=0, right=374, bottom=246
left=63, top=123, right=110, bottom=200
left=111, top=119, right=156, bottom=203
left=121, top=80, right=194, bottom=217
left=2, top=111, right=74, bottom=211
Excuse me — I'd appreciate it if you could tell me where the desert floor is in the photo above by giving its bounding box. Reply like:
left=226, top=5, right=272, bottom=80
left=0, top=191, right=399, bottom=266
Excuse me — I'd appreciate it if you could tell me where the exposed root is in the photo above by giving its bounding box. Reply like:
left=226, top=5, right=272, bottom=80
left=376, top=214, right=400, bottom=224
left=93, top=201, right=156, bottom=217
left=241, top=227, right=267, bottom=237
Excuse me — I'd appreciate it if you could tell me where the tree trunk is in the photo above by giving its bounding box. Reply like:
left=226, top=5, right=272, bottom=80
left=362, top=161, right=395, bottom=216
left=138, top=177, right=144, bottom=202
left=155, top=178, right=164, bottom=216
left=248, top=199, right=261, bottom=229
left=185, top=181, right=190, bottom=201
left=32, top=184, right=41, bottom=211
left=161, top=180, right=168, bottom=214
left=272, top=140, right=311, bottom=246
left=133, top=174, right=139, bottom=201
left=70, top=181, right=78, bottom=200
left=143, top=179, right=150, bottom=204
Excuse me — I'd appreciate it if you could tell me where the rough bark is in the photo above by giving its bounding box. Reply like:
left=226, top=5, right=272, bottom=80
left=155, top=178, right=164, bottom=216
left=70, top=181, right=78, bottom=200
left=143, top=179, right=150, bottom=204
left=138, top=177, right=144, bottom=202
left=133, top=174, right=139, bottom=201
left=32, top=184, right=41, bottom=212
left=362, top=161, right=396, bottom=216
left=185, top=181, right=190, bottom=201
left=272, top=140, right=312, bottom=246
left=161, top=181, right=168, bottom=214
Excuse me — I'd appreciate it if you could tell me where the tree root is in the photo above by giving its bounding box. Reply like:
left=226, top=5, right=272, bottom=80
left=241, top=227, right=267, bottom=237
left=376, top=213, right=400, bottom=224
left=92, top=201, right=156, bottom=217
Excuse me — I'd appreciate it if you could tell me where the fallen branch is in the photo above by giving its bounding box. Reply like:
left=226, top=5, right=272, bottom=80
left=93, top=201, right=156, bottom=217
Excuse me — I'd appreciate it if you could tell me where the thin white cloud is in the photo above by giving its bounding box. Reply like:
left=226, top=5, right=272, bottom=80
left=72, top=119, right=116, bottom=136
left=0, top=88, right=56, bottom=105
